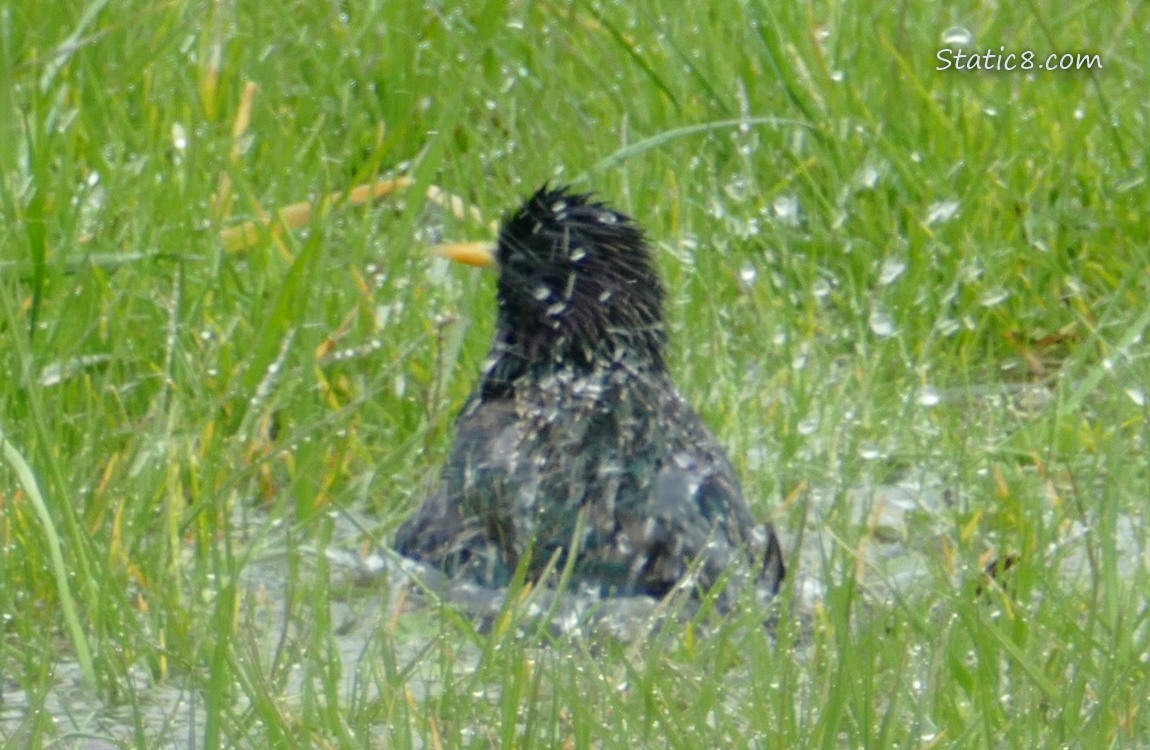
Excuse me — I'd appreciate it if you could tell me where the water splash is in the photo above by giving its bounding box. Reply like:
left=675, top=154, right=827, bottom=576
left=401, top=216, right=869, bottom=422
left=917, top=386, right=942, bottom=407
left=925, top=201, right=960, bottom=226
left=978, top=287, right=1010, bottom=307
left=869, top=310, right=897, bottom=338
left=941, top=26, right=973, bottom=46
left=878, top=257, right=907, bottom=286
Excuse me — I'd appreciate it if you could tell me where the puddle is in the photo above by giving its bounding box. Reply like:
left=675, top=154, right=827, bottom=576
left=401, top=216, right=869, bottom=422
left=3, top=457, right=1142, bottom=746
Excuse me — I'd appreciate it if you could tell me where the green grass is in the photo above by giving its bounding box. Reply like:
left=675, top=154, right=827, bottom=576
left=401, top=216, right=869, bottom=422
left=2, top=0, right=1148, bottom=747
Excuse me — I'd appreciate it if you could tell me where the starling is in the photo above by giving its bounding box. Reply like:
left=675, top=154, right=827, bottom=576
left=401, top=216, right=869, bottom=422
left=395, top=185, right=785, bottom=611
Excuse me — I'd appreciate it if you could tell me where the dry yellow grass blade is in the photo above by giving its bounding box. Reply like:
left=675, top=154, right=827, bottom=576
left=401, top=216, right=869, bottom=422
left=212, top=81, right=259, bottom=223
left=218, top=177, right=414, bottom=252
left=210, top=81, right=495, bottom=254
left=219, top=177, right=496, bottom=253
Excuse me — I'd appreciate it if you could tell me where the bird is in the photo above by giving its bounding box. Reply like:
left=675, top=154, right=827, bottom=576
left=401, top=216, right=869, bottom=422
left=394, top=185, right=785, bottom=612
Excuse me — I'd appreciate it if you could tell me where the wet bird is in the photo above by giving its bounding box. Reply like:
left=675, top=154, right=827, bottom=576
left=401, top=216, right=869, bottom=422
left=395, top=185, right=785, bottom=611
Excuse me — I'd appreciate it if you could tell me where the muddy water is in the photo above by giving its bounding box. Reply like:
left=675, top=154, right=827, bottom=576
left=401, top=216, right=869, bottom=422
left=2, top=469, right=1141, bottom=747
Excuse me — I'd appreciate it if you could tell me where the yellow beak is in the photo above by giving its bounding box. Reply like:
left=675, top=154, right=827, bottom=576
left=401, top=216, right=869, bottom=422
left=431, top=241, right=497, bottom=269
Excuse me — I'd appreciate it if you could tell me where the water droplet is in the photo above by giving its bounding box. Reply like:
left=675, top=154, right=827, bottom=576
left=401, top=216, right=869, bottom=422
left=532, top=284, right=551, bottom=301
left=739, top=263, right=757, bottom=285
left=797, top=417, right=818, bottom=436
left=918, top=386, right=941, bottom=407
left=1126, top=387, right=1146, bottom=406
left=925, top=200, right=960, bottom=226
left=941, top=26, right=973, bottom=47
left=960, top=262, right=983, bottom=283
left=869, top=310, right=897, bottom=338
left=772, top=195, right=800, bottom=225
left=811, top=278, right=831, bottom=299
left=562, top=272, right=577, bottom=299
left=597, top=211, right=617, bottom=225
left=978, top=287, right=1010, bottom=307
left=878, top=257, right=907, bottom=286
left=569, top=246, right=587, bottom=262
left=707, top=196, right=727, bottom=220
left=829, top=70, right=844, bottom=82
left=171, top=122, right=188, bottom=151
left=858, top=442, right=882, bottom=460
left=724, top=177, right=750, bottom=202
left=856, top=164, right=880, bottom=189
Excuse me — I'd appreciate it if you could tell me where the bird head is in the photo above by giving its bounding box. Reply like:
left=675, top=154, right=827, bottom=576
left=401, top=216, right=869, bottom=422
left=438, top=186, right=668, bottom=387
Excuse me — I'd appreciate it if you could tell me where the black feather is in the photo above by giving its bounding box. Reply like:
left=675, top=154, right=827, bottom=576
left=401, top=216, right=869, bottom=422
left=395, top=185, right=785, bottom=609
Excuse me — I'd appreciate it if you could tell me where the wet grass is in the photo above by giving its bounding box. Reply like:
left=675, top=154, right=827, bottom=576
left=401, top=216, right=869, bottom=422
left=2, top=0, right=1148, bottom=747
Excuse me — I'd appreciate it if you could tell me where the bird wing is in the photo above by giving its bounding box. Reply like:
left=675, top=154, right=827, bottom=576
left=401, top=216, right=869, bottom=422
left=395, top=382, right=786, bottom=605
left=603, top=419, right=753, bottom=598
left=566, top=386, right=784, bottom=605
left=393, top=396, right=524, bottom=584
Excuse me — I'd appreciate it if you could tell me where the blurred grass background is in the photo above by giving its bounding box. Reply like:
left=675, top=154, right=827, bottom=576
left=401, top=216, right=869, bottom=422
left=1, top=0, right=1147, bottom=747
